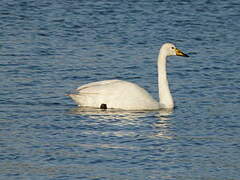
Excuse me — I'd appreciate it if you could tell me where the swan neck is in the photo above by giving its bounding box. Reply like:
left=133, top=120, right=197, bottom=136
left=157, top=52, right=174, bottom=109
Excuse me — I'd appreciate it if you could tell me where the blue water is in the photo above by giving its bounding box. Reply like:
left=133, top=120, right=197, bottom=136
left=1, top=0, right=240, bottom=179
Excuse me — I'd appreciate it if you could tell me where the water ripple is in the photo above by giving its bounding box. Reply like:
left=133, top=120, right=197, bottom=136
left=1, top=0, right=240, bottom=179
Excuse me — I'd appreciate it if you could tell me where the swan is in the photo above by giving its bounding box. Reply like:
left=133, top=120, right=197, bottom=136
left=68, top=43, right=189, bottom=110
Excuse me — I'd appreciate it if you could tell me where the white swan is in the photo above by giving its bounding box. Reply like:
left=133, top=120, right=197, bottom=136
left=69, top=43, right=189, bottom=110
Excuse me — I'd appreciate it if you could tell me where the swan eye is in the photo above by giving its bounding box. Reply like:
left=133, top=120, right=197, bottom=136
left=171, top=47, right=175, bottom=49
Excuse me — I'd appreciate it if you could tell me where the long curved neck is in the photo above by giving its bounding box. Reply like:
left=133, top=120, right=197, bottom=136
left=157, top=50, right=174, bottom=109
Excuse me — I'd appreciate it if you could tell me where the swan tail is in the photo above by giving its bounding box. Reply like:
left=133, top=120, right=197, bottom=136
left=67, top=94, right=83, bottom=106
left=68, top=93, right=98, bottom=107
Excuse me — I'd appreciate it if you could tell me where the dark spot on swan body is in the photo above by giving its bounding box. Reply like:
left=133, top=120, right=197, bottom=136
left=100, top=104, right=107, bottom=109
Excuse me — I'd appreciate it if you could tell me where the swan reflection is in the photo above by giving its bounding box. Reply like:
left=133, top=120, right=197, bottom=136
left=69, top=107, right=157, bottom=121
left=153, top=109, right=173, bottom=139
left=70, top=107, right=173, bottom=132
left=69, top=107, right=173, bottom=150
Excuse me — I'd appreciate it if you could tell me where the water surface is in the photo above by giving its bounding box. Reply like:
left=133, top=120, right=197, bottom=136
left=1, top=0, right=240, bottom=179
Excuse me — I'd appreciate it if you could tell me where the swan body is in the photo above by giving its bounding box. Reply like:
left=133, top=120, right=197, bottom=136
left=69, top=43, right=189, bottom=110
left=69, top=80, right=160, bottom=110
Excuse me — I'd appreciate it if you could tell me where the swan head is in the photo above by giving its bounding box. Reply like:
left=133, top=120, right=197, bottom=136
left=161, top=43, right=189, bottom=57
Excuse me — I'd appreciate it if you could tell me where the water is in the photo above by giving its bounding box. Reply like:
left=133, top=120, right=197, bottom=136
left=1, top=0, right=240, bottom=179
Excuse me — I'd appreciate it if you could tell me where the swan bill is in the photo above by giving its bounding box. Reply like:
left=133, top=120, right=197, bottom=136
left=176, top=48, right=189, bottom=57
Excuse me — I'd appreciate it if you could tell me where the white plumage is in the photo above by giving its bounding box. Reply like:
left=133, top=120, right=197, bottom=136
left=69, top=43, right=189, bottom=110
left=69, top=80, right=159, bottom=110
